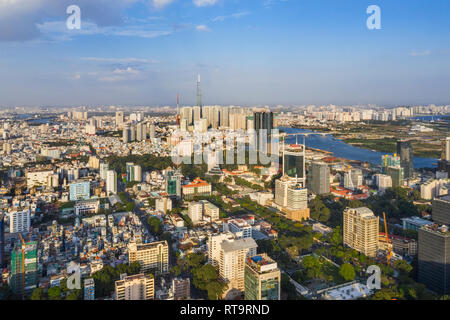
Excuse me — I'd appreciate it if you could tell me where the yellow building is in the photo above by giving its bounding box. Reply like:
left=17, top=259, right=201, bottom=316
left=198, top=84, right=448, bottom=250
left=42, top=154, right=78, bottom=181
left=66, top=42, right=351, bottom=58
left=128, top=241, right=169, bottom=275
left=343, top=207, right=379, bottom=257
left=115, top=273, right=154, bottom=300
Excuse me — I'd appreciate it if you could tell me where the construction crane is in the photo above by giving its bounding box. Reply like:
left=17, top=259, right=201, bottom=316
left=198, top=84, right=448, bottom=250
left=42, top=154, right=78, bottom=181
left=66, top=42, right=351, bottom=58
left=18, top=233, right=26, bottom=300
left=383, top=212, right=393, bottom=266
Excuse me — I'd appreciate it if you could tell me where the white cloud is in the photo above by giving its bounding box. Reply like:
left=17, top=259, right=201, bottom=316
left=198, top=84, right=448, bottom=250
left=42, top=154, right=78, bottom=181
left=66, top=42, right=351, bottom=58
left=37, top=20, right=172, bottom=40
left=81, top=57, right=158, bottom=64
left=0, top=0, right=140, bottom=41
left=196, top=25, right=211, bottom=32
left=99, top=67, right=142, bottom=82
left=410, top=50, right=431, bottom=57
left=193, top=0, right=217, bottom=7
left=152, top=0, right=174, bottom=9
left=212, top=11, right=250, bottom=22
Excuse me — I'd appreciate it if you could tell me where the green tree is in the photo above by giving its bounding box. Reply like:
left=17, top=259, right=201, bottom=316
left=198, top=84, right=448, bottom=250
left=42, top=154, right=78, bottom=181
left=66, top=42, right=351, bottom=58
left=339, top=263, right=356, bottom=281
left=47, top=286, right=62, bottom=300
left=30, top=287, right=46, bottom=300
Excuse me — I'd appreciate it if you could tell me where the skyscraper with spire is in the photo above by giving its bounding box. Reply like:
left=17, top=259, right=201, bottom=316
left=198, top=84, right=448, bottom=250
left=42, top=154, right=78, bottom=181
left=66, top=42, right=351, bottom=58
left=197, top=74, right=202, bottom=118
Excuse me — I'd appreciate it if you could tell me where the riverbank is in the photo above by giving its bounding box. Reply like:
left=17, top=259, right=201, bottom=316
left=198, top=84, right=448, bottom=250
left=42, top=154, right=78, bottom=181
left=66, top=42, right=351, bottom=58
left=342, top=138, right=442, bottom=159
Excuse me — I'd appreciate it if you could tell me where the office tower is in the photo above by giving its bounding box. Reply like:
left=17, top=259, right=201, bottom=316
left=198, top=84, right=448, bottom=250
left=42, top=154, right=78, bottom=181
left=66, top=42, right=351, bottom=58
left=172, top=278, right=190, bottom=300
left=254, top=111, right=275, bottom=152
left=308, top=161, right=330, bottom=195
left=0, top=214, right=4, bottom=267
left=387, top=166, right=404, bottom=188
left=381, top=154, right=401, bottom=174
left=418, top=224, right=450, bottom=294
left=286, top=183, right=308, bottom=211
left=197, top=74, right=202, bottom=117
left=69, top=181, right=90, bottom=201
left=115, top=273, right=154, bottom=300
left=128, top=241, right=169, bottom=275
left=115, top=111, right=124, bottom=128
left=432, top=195, right=450, bottom=225
left=122, top=125, right=130, bottom=143
left=397, top=140, right=414, bottom=179
left=283, top=144, right=305, bottom=182
left=165, top=170, right=182, bottom=198
left=218, top=237, right=258, bottom=299
left=10, top=209, right=31, bottom=233
left=343, top=168, right=363, bottom=190
left=100, top=162, right=109, bottom=181
left=274, top=176, right=309, bottom=221
left=446, top=137, right=450, bottom=161
left=244, top=254, right=281, bottom=300
left=188, top=202, right=203, bottom=225
left=10, top=241, right=38, bottom=297
left=84, top=278, right=95, bottom=300
left=106, top=170, right=118, bottom=195
left=126, top=162, right=134, bottom=182
left=343, top=207, right=379, bottom=257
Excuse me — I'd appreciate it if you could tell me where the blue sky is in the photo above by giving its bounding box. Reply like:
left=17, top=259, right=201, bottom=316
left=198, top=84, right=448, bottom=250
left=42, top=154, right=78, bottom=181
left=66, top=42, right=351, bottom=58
left=0, top=0, right=449, bottom=107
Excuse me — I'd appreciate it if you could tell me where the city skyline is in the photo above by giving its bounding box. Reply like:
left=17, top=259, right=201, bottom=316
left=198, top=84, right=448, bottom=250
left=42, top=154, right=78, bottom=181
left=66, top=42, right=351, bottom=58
left=0, top=0, right=449, bottom=107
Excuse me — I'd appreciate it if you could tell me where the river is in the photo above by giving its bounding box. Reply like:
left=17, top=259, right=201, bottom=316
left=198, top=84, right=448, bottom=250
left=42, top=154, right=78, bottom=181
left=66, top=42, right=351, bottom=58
left=280, top=127, right=437, bottom=168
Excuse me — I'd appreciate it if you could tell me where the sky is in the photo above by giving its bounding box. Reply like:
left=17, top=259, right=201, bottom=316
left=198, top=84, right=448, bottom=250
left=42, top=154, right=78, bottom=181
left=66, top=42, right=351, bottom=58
left=0, top=0, right=449, bottom=107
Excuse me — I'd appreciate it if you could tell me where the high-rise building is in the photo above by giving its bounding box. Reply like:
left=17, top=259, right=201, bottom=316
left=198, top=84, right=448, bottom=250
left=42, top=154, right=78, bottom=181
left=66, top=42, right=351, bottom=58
left=100, top=162, right=109, bottom=181
left=343, top=207, right=379, bottom=257
left=432, top=195, right=450, bottom=225
left=106, top=170, right=118, bottom=195
left=244, top=254, right=281, bottom=300
left=128, top=241, right=169, bottom=275
left=69, top=181, right=90, bottom=201
left=149, top=124, right=156, bottom=139
left=188, top=202, right=203, bottom=225
left=122, top=125, right=130, bottom=143
left=115, top=273, right=154, bottom=300
left=253, top=111, right=276, bottom=152
left=10, top=241, right=38, bottom=296
left=397, top=140, right=414, bottom=179
left=219, top=237, right=258, bottom=299
left=84, top=278, right=95, bottom=300
left=165, top=170, right=182, bottom=198
left=10, top=209, right=31, bottom=234
left=115, top=111, right=124, bottom=128
left=343, top=168, right=363, bottom=190
left=308, top=161, right=330, bottom=195
left=274, top=176, right=309, bottom=221
left=418, top=223, right=450, bottom=294
left=381, top=154, right=401, bottom=174
left=283, top=144, right=305, bottom=181
left=387, top=166, right=404, bottom=188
